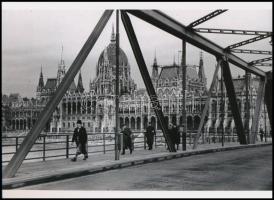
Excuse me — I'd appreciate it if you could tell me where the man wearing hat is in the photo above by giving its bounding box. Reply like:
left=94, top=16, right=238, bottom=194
left=71, top=119, right=88, bottom=161
left=121, top=124, right=133, bottom=155
left=145, top=122, right=156, bottom=150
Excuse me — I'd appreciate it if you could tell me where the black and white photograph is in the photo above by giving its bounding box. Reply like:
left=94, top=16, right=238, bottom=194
left=2, top=2, right=272, bottom=199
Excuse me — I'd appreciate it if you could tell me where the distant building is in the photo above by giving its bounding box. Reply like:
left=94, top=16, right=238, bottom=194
left=5, top=28, right=270, bottom=139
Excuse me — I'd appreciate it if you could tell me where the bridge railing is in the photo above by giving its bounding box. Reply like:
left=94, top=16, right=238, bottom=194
left=2, top=130, right=269, bottom=164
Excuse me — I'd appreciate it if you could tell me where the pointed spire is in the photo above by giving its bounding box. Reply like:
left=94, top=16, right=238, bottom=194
left=198, top=51, right=206, bottom=86
left=152, top=49, right=158, bottom=79
left=173, top=53, right=176, bottom=65
left=38, top=65, right=44, bottom=89
left=40, top=65, right=43, bottom=76
left=111, top=23, right=116, bottom=43
left=76, top=70, right=84, bottom=93
left=61, top=45, right=63, bottom=61
left=153, top=49, right=157, bottom=65
left=60, top=44, right=64, bottom=65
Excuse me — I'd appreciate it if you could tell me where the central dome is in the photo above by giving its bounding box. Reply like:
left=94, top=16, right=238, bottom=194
left=90, top=27, right=137, bottom=96
left=96, top=43, right=129, bottom=76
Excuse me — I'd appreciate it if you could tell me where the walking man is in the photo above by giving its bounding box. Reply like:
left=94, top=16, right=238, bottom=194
left=121, top=124, right=133, bottom=155
left=259, top=128, right=264, bottom=142
left=71, top=120, right=88, bottom=161
left=173, top=123, right=180, bottom=150
left=145, top=122, right=156, bottom=150
left=167, top=123, right=176, bottom=150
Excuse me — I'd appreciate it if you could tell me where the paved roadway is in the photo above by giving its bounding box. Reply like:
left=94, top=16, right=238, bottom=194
left=21, top=145, right=272, bottom=190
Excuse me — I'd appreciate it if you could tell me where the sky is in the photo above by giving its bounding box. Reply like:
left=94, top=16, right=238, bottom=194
left=2, top=2, right=272, bottom=98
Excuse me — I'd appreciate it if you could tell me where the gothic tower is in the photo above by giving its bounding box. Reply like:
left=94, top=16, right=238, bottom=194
left=198, top=52, right=207, bottom=91
left=57, top=46, right=66, bottom=86
left=36, top=66, right=44, bottom=99
left=152, top=50, right=159, bottom=86
left=76, top=71, right=85, bottom=93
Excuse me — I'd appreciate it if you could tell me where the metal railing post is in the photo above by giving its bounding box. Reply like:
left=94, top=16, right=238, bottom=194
left=144, top=132, right=146, bottom=149
left=103, top=132, right=106, bottom=154
left=15, top=137, right=18, bottom=152
left=154, top=131, right=157, bottom=148
left=182, top=131, right=186, bottom=151
left=43, top=135, right=46, bottom=161
left=66, top=135, right=69, bottom=158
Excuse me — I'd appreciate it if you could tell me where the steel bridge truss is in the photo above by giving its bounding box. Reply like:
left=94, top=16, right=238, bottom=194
left=4, top=9, right=272, bottom=178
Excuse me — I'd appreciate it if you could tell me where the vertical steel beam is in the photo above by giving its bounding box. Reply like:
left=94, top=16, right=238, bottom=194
left=245, top=71, right=251, bottom=143
left=250, top=77, right=266, bottom=143
left=220, top=59, right=224, bottom=146
left=221, top=59, right=247, bottom=144
left=3, top=10, right=113, bottom=178
left=181, top=40, right=187, bottom=150
left=115, top=10, right=120, bottom=160
left=193, top=58, right=221, bottom=149
left=121, top=11, right=176, bottom=152
left=264, top=71, right=272, bottom=132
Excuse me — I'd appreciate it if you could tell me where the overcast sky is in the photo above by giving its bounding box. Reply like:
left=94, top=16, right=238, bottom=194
left=2, top=2, right=272, bottom=98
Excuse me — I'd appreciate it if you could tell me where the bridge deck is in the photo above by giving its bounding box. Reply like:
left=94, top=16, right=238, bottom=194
left=3, top=141, right=272, bottom=189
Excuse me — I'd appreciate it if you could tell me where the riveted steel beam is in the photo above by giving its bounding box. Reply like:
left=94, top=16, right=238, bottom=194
left=226, top=34, right=272, bottom=49
left=254, top=63, right=272, bottom=67
left=221, top=59, right=247, bottom=144
left=250, top=77, right=266, bottom=144
left=195, top=28, right=272, bottom=36
left=125, top=10, right=266, bottom=78
left=121, top=10, right=176, bottom=152
left=3, top=10, right=114, bottom=178
left=264, top=71, right=272, bottom=132
left=193, top=58, right=221, bottom=149
left=115, top=10, right=120, bottom=160
left=249, top=56, right=272, bottom=65
left=231, top=49, right=272, bottom=55
left=187, top=10, right=228, bottom=28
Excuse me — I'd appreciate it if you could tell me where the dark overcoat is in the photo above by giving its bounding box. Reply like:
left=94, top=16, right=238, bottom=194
left=121, top=127, right=133, bottom=149
left=145, top=125, right=155, bottom=142
left=173, top=126, right=180, bottom=145
left=72, top=127, right=87, bottom=146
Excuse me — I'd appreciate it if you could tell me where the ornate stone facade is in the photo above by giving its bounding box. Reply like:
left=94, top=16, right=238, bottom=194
left=4, top=29, right=270, bottom=137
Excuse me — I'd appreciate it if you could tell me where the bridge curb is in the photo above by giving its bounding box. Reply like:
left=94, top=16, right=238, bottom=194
left=3, top=142, right=272, bottom=189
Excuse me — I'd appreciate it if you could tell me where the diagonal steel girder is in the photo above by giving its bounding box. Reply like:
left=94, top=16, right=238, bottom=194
left=264, top=71, right=273, bottom=132
left=221, top=59, right=247, bottom=144
left=250, top=77, right=266, bottom=144
left=231, top=49, right=272, bottom=55
left=193, top=58, right=221, bottom=149
left=249, top=56, right=272, bottom=65
left=226, top=34, right=272, bottom=50
left=3, top=10, right=114, bottom=178
left=187, top=9, right=228, bottom=28
left=125, top=10, right=266, bottom=78
left=120, top=11, right=176, bottom=152
left=254, top=63, right=272, bottom=67
left=194, top=28, right=272, bottom=36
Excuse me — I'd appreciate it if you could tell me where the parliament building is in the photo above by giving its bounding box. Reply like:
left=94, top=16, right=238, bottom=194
left=3, top=28, right=270, bottom=138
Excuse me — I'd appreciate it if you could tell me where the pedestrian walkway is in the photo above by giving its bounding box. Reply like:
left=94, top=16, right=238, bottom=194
left=2, top=141, right=272, bottom=189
